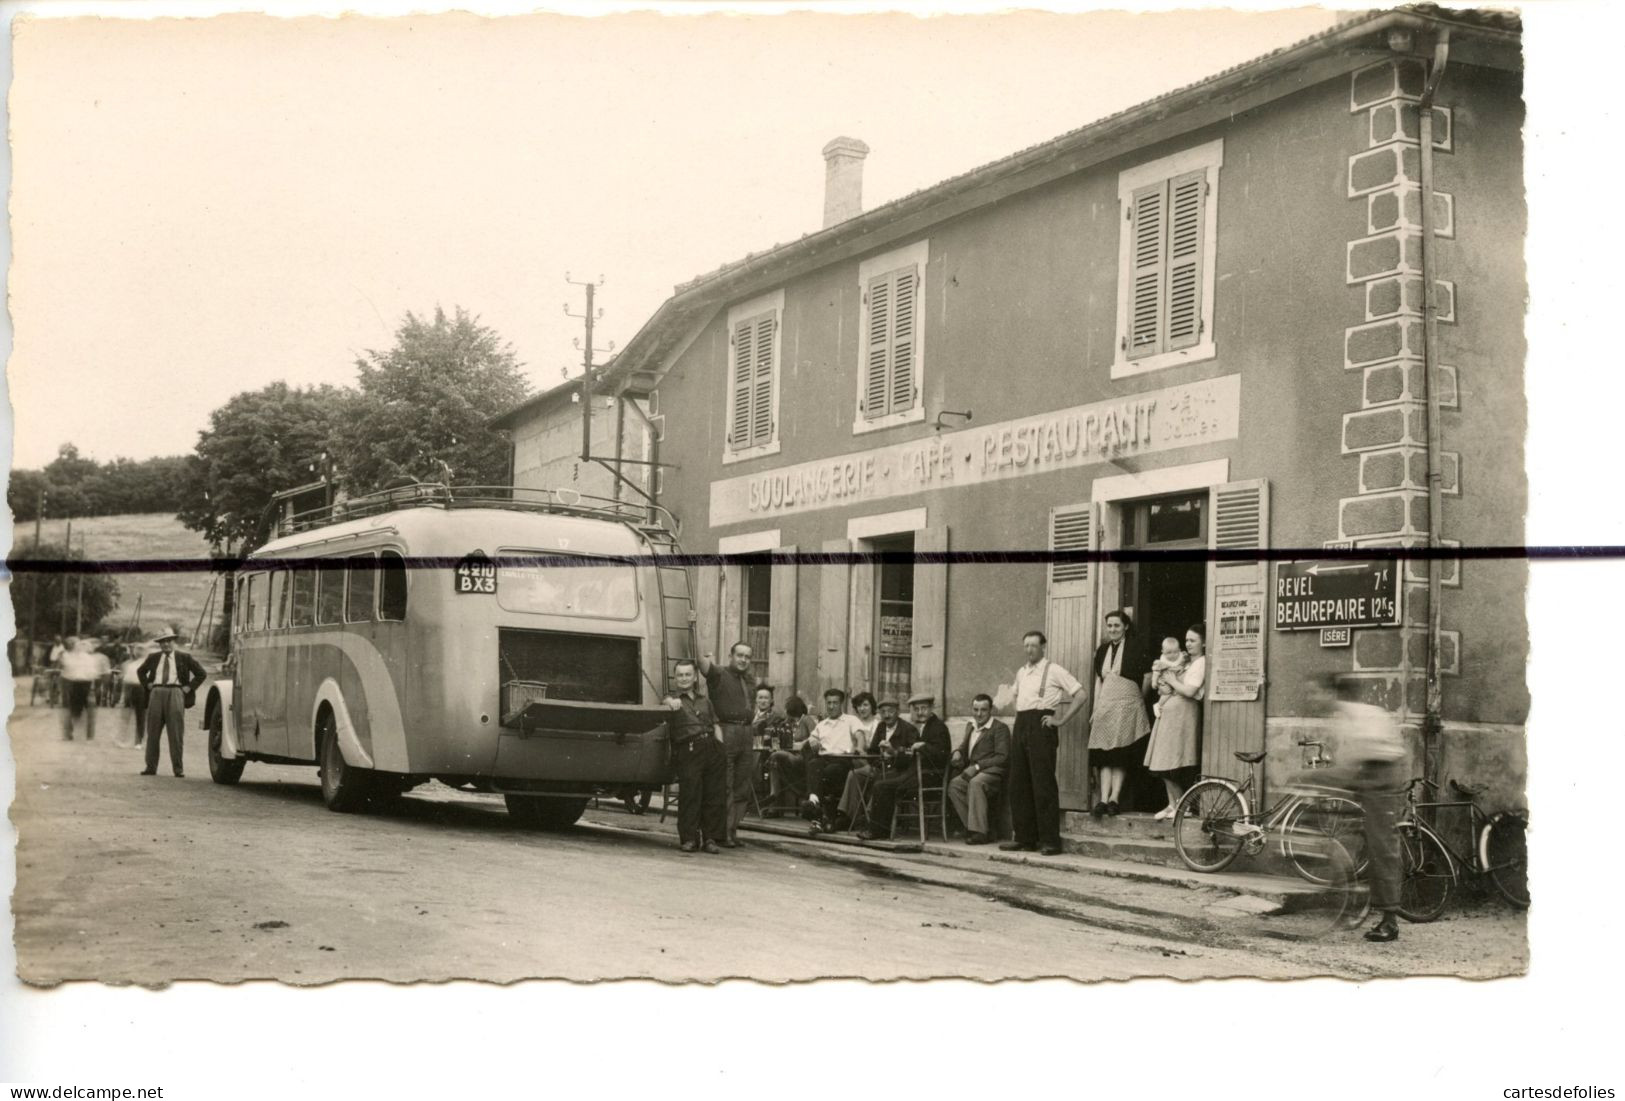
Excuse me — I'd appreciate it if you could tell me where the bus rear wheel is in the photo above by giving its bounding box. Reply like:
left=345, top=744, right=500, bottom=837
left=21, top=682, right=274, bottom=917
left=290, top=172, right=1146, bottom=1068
left=505, top=795, right=588, bottom=830
left=317, top=710, right=371, bottom=813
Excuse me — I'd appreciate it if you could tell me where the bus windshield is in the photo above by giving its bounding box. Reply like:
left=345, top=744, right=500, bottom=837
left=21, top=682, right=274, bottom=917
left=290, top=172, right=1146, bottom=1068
left=496, top=553, right=639, bottom=621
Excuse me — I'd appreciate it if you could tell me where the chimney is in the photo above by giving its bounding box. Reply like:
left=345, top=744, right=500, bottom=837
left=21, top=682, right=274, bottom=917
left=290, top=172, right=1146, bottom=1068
left=821, top=136, right=870, bottom=228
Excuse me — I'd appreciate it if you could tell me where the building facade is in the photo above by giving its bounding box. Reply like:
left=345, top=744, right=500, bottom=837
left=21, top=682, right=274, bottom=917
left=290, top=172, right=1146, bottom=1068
left=493, top=378, right=655, bottom=506
left=503, top=8, right=1527, bottom=811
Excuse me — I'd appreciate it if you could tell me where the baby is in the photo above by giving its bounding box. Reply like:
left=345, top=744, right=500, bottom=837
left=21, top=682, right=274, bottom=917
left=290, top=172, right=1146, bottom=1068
left=1151, top=636, right=1188, bottom=719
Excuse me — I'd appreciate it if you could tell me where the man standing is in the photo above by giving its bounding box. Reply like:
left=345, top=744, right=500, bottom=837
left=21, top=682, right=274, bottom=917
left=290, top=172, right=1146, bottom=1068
left=136, top=630, right=207, bottom=777
left=699, top=642, right=759, bottom=847
left=1000, top=631, right=1086, bottom=856
left=664, top=658, right=728, bottom=855
left=949, top=693, right=1012, bottom=845
left=801, top=688, right=865, bottom=831
left=1320, top=674, right=1408, bottom=943
left=58, top=636, right=108, bottom=742
left=858, top=694, right=952, bottom=842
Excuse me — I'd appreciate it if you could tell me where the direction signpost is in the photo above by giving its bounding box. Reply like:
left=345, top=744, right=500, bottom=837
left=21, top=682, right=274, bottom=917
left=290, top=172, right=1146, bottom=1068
left=1273, top=559, right=1401, bottom=640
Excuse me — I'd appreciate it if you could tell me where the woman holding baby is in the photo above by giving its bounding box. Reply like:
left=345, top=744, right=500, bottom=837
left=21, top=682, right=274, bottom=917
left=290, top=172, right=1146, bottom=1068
left=1145, top=622, right=1208, bottom=819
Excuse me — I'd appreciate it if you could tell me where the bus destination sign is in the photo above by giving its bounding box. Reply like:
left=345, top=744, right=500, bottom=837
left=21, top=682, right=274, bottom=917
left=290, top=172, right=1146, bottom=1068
left=454, top=551, right=497, bottom=596
left=1273, top=559, right=1400, bottom=631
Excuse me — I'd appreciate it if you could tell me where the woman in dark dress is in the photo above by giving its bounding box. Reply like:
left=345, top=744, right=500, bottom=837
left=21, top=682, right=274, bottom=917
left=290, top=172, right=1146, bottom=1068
left=1086, top=610, right=1152, bottom=816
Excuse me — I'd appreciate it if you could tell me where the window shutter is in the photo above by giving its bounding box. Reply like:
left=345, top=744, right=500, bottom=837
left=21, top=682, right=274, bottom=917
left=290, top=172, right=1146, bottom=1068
left=1050, top=504, right=1093, bottom=589
left=1210, top=478, right=1270, bottom=585
left=889, top=269, right=917, bottom=414
left=730, top=316, right=756, bottom=448
left=910, top=525, right=949, bottom=707
left=768, top=545, right=799, bottom=694
left=1128, top=181, right=1167, bottom=359
left=750, top=314, right=775, bottom=447
left=817, top=537, right=852, bottom=697
left=863, top=274, right=891, bottom=418
left=1165, top=170, right=1205, bottom=351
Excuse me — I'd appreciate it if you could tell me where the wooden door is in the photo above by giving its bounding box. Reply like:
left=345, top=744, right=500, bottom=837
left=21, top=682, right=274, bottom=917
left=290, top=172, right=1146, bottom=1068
left=817, top=537, right=851, bottom=698
left=1047, top=502, right=1100, bottom=810
left=1202, top=479, right=1270, bottom=784
left=911, top=526, right=949, bottom=708
left=768, top=545, right=799, bottom=695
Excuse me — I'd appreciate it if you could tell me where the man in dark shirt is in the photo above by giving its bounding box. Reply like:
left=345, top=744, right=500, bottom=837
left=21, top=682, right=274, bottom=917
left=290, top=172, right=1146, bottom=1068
left=858, top=693, right=953, bottom=841
left=664, top=658, right=728, bottom=854
left=699, top=642, right=758, bottom=847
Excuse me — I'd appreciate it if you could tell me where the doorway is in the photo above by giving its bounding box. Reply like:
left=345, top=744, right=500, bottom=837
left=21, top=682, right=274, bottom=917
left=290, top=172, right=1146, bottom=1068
left=871, top=532, right=915, bottom=701
left=1114, top=491, right=1208, bottom=811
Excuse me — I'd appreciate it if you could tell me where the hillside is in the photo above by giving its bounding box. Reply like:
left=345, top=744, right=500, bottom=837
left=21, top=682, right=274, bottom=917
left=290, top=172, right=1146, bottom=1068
left=15, top=513, right=220, bottom=640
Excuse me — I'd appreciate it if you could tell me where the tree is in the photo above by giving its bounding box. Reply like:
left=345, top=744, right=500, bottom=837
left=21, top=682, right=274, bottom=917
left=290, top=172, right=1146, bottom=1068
left=176, top=382, right=348, bottom=552
left=330, top=307, right=531, bottom=494
left=6, top=538, right=120, bottom=642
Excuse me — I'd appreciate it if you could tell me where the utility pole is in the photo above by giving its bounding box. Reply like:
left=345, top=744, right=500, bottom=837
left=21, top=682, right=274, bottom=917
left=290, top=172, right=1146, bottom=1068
left=564, top=273, right=615, bottom=464
left=27, top=487, right=45, bottom=660
left=74, top=532, right=86, bottom=636
left=59, top=514, right=73, bottom=637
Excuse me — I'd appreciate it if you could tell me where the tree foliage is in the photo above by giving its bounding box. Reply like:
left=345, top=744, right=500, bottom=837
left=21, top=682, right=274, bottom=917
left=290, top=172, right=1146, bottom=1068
left=6, top=538, right=120, bottom=642
left=329, top=307, right=531, bottom=495
left=9, top=444, right=189, bottom=522
left=175, top=382, right=349, bottom=552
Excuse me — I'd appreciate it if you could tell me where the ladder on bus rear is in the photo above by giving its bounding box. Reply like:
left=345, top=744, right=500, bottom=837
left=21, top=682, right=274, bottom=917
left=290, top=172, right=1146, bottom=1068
left=637, top=525, right=697, bottom=691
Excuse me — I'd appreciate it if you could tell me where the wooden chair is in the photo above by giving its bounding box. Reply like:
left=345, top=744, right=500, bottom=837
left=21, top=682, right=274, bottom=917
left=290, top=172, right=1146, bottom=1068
left=891, top=755, right=952, bottom=844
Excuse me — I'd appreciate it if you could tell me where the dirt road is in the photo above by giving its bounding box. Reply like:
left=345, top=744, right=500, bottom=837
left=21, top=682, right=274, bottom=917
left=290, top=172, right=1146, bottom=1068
left=8, top=693, right=1526, bottom=985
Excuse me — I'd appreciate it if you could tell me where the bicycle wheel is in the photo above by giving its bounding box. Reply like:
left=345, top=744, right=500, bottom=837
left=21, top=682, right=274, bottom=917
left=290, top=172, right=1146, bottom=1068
left=1481, top=814, right=1529, bottom=909
left=1267, top=836, right=1370, bottom=940
left=1396, top=820, right=1454, bottom=923
left=1281, top=795, right=1367, bottom=885
left=1172, top=780, right=1249, bottom=873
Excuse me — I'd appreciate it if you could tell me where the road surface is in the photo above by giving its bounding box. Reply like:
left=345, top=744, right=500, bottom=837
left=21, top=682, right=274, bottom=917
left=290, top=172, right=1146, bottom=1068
left=8, top=691, right=1526, bottom=984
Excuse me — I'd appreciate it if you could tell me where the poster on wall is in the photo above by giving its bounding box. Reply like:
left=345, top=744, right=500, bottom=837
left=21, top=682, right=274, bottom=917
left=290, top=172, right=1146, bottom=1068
left=880, top=615, right=914, bottom=656
left=1210, top=591, right=1264, bottom=701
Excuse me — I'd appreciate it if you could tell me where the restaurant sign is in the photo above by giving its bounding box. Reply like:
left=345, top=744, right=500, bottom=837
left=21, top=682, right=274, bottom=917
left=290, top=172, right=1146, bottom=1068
left=1273, top=559, right=1401, bottom=631
left=709, top=374, right=1241, bottom=527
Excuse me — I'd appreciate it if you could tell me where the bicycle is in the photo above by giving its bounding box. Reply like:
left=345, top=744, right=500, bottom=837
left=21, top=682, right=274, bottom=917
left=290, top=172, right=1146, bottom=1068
left=1172, top=740, right=1367, bottom=885
left=1395, top=777, right=1529, bottom=922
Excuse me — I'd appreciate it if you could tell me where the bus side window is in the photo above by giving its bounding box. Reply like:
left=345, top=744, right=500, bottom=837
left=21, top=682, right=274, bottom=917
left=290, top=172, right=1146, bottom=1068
left=268, top=570, right=287, bottom=630
left=379, top=551, right=408, bottom=622
left=316, top=560, right=346, bottom=626
left=291, top=568, right=315, bottom=628
left=244, top=574, right=261, bottom=634
left=346, top=553, right=376, bottom=623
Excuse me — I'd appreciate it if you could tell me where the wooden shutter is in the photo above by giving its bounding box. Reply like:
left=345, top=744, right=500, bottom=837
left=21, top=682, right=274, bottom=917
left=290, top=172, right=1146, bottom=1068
left=750, top=314, right=775, bottom=447
left=720, top=562, right=744, bottom=656
left=769, top=545, right=799, bottom=695
left=848, top=544, right=876, bottom=694
left=889, top=269, right=918, bottom=415
left=730, top=315, right=756, bottom=449
left=817, top=537, right=852, bottom=698
left=694, top=561, right=723, bottom=674
left=1203, top=478, right=1270, bottom=784
left=1127, top=182, right=1167, bottom=359
left=1049, top=502, right=1100, bottom=810
left=863, top=274, right=891, bottom=419
left=1165, top=170, right=1206, bottom=352
left=911, top=525, right=949, bottom=708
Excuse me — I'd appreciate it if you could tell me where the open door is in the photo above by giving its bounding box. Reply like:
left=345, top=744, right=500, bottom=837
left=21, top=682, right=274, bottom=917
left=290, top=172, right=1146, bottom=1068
left=817, top=537, right=851, bottom=698
left=911, top=526, right=949, bottom=707
left=1048, top=501, right=1100, bottom=810
left=768, top=545, right=799, bottom=694
left=1202, top=479, right=1270, bottom=785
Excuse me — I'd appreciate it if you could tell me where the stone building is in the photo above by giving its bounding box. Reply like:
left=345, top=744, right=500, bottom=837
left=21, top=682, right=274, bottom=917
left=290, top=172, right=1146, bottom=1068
left=498, top=6, right=1526, bottom=811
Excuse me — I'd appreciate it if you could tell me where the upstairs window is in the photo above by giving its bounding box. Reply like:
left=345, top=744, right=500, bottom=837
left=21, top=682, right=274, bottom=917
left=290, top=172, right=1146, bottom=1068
left=724, top=290, right=783, bottom=463
left=1114, top=140, right=1221, bottom=378
left=855, top=240, right=928, bottom=434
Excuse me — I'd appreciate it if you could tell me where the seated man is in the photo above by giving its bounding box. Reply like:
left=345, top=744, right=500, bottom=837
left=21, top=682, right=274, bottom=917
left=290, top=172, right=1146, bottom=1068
left=765, top=694, right=813, bottom=816
left=858, top=693, right=952, bottom=841
left=948, top=693, right=1012, bottom=844
left=835, top=698, right=917, bottom=832
left=800, top=688, right=866, bottom=831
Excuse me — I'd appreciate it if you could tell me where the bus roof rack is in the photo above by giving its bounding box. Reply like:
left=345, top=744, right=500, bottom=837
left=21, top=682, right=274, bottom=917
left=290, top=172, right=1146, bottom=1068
left=274, top=483, right=679, bottom=539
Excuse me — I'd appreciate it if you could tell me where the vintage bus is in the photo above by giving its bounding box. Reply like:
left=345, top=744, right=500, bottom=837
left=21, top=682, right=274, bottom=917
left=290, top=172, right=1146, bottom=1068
left=202, top=484, right=695, bottom=829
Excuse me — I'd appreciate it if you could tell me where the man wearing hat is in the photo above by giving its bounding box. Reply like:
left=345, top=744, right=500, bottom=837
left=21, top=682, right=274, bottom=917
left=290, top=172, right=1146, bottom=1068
left=857, top=693, right=952, bottom=841
left=832, top=697, right=918, bottom=832
left=136, top=630, right=208, bottom=777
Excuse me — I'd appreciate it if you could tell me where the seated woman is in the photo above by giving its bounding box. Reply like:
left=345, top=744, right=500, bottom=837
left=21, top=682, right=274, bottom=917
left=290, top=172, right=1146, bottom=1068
left=765, top=694, right=815, bottom=816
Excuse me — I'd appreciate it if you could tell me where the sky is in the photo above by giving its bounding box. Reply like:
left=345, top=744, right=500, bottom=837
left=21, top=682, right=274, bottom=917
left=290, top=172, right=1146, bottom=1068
left=3, top=4, right=1343, bottom=469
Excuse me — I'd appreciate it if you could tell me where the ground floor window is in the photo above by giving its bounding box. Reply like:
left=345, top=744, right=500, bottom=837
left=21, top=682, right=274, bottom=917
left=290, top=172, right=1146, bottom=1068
left=873, top=532, right=915, bottom=701
left=742, top=560, right=772, bottom=684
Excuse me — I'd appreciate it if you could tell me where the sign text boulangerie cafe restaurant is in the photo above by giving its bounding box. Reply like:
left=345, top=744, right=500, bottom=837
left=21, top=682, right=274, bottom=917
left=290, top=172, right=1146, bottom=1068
left=500, top=8, right=1529, bottom=812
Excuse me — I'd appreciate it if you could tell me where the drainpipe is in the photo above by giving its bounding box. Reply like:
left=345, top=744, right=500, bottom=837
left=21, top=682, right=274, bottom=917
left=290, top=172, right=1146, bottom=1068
left=1417, top=27, right=1450, bottom=785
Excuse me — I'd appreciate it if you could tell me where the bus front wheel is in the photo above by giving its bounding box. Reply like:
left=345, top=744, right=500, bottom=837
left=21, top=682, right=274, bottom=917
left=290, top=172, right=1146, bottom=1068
left=206, top=705, right=246, bottom=786
left=505, top=795, right=588, bottom=830
left=317, top=710, right=371, bottom=813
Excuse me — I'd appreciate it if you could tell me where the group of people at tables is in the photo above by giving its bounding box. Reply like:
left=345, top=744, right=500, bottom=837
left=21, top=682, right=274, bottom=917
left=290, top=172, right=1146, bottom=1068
left=663, top=614, right=1208, bottom=856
